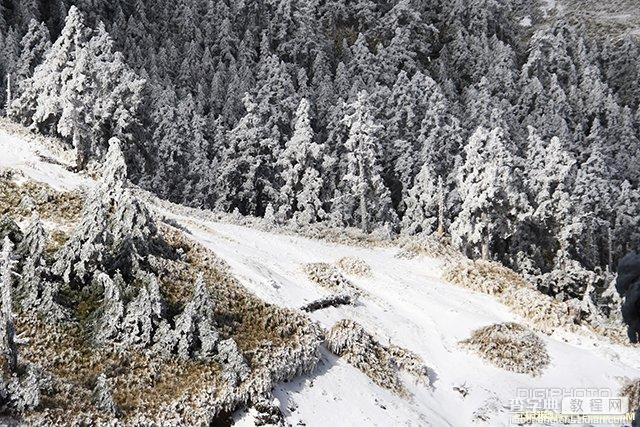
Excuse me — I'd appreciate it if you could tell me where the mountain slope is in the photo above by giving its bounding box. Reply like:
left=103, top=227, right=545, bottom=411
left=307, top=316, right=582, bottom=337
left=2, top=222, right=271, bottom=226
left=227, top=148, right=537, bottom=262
left=1, top=123, right=638, bottom=426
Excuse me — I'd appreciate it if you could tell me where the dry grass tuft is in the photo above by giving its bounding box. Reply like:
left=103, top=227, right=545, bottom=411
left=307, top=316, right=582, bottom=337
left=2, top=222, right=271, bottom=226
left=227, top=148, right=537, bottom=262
left=461, top=322, right=550, bottom=376
left=442, top=259, right=529, bottom=295
left=302, top=262, right=362, bottom=296
left=0, top=176, right=84, bottom=224
left=336, top=256, right=372, bottom=277
left=326, top=319, right=430, bottom=396
left=443, top=260, right=579, bottom=333
left=621, top=379, right=640, bottom=411
left=396, top=234, right=462, bottom=261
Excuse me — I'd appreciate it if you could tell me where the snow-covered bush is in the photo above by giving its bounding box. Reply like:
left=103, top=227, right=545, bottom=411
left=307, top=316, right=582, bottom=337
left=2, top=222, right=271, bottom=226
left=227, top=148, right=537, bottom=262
left=170, top=274, right=219, bottom=360
left=326, top=319, right=430, bottom=395
left=461, top=323, right=550, bottom=376
left=302, top=262, right=362, bottom=296
left=536, top=259, right=599, bottom=301
left=216, top=338, right=250, bottom=386
left=0, top=238, right=18, bottom=374
left=498, top=287, right=577, bottom=333
left=336, top=256, right=372, bottom=277
left=3, top=365, right=48, bottom=413
left=251, top=394, right=285, bottom=427
left=443, top=259, right=529, bottom=295
left=396, top=233, right=461, bottom=261
left=15, top=216, right=46, bottom=309
left=443, top=259, right=582, bottom=333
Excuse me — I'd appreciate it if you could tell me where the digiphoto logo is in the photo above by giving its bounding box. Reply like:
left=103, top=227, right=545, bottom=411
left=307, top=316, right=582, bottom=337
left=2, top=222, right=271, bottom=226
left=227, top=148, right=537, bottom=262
left=509, top=387, right=634, bottom=425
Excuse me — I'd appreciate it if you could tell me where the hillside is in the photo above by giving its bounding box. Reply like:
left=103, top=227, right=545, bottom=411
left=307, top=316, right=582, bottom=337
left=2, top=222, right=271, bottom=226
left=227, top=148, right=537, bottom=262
left=545, top=0, right=640, bottom=39
left=0, top=124, right=638, bottom=426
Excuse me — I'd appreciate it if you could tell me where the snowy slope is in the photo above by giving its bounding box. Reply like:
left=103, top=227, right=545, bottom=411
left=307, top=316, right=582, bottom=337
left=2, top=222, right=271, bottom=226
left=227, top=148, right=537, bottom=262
left=1, top=126, right=639, bottom=426
left=175, top=216, right=640, bottom=426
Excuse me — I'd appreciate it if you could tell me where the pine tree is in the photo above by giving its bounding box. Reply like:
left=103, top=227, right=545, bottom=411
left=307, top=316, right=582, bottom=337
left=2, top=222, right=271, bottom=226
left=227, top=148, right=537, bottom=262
left=15, top=20, right=51, bottom=91
left=451, top=127, right=531, bottom=260
left=11, top=7, right=145, bottom=168
left=16, top=215, right=47, bottom=310
left=401, top=165, right=442, bottom=235
left=278, top=98, right=325, bottom=224
left=341, top=92, right=397, bottom=232
left=52, top=138, right=161, bottom=285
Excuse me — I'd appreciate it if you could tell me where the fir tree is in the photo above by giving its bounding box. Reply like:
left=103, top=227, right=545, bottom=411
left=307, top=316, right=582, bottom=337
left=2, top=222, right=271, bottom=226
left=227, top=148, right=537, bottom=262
left=341, top=92, right=397, bottom=232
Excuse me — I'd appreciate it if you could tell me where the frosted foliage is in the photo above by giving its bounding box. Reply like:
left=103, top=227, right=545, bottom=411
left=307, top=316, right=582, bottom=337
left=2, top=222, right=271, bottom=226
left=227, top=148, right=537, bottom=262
left=443, top=260, right=578, bottom=332
left=173, top=275, right=219, bottom=360
left=5, top=366, right=43, bottom=412
left=121, top=272, right=163, bottom=348
left=461, top=323, right=550, bottom=376
left=278, top=98, right=325, bottom=224
left=16, top=217, right=46, bottom=309
left=402, top=165, right=440, bottom=235
left=621, top=379, right=640, bottom=411
left=342, top=92, right=397, bottom=232
left=216, top=338, right=250, bottom=386
left=451, top=127, right=530, bottom=258
left=94, top=272, right=125, bottom=344
left=93, top=374, right=120, bottom=416
left=10, top=7, right=144, bottom=167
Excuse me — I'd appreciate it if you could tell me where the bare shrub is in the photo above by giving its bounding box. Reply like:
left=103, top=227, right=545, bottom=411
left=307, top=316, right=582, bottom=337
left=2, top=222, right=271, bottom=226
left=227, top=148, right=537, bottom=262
left=461, top=322, right=550, bottom=376
left=300, top=293, right=352, bottom=312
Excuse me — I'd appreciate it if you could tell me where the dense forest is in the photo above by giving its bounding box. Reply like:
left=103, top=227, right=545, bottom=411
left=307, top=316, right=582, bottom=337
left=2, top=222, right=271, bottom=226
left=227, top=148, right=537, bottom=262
left=1, top=0, right=640, bottom=317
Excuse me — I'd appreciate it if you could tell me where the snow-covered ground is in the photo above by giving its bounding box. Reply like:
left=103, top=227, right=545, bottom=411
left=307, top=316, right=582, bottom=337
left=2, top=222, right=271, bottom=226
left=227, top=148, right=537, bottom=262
left=1, top=126, right=638, bottom=426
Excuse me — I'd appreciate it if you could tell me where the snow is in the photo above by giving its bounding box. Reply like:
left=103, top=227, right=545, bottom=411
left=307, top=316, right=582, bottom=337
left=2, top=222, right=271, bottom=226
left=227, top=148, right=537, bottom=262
left=176, top=217, right=640, bottom=426
left=1, top=126, right=639, bottom=426
left=0, top=127, right=88, bottom=191
left=520, top=16, right=532, bottom=27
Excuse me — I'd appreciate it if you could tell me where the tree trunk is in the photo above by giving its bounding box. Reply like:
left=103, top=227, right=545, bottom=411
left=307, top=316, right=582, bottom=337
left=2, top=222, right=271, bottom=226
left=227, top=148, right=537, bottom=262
left=5, top=74, right=11, bottom=115
left=436, top=176, right=445, bottom=238
left=480, top=213, right=490, bottom=260
left=481, top=236, right=490, bottom=260
left=360, top=194, right=369, bottom=234
left=74, top=130, right=87, bottom=171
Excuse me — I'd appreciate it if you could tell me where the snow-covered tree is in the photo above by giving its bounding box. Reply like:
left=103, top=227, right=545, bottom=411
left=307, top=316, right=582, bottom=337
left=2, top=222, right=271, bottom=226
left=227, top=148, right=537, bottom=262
left=0, top=238, right=17, bottom=373
left=277, top=98, right=325, bottom=224
left=174, top=274, right=218, bottom=359
left=451, top=127, right=531, bottom=260
left=16, top=215, right=47, bottom=311
left=341, top=92, right=397, bottom=232
left=53, top=138, right=160, bottom=285
left=93, top=374, right=120, bottom=416
left=402, top=168, right=443, bottom=235
left=10, top=7, right=144, bottom=168
left=15, top=20, right=51, bottom=90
